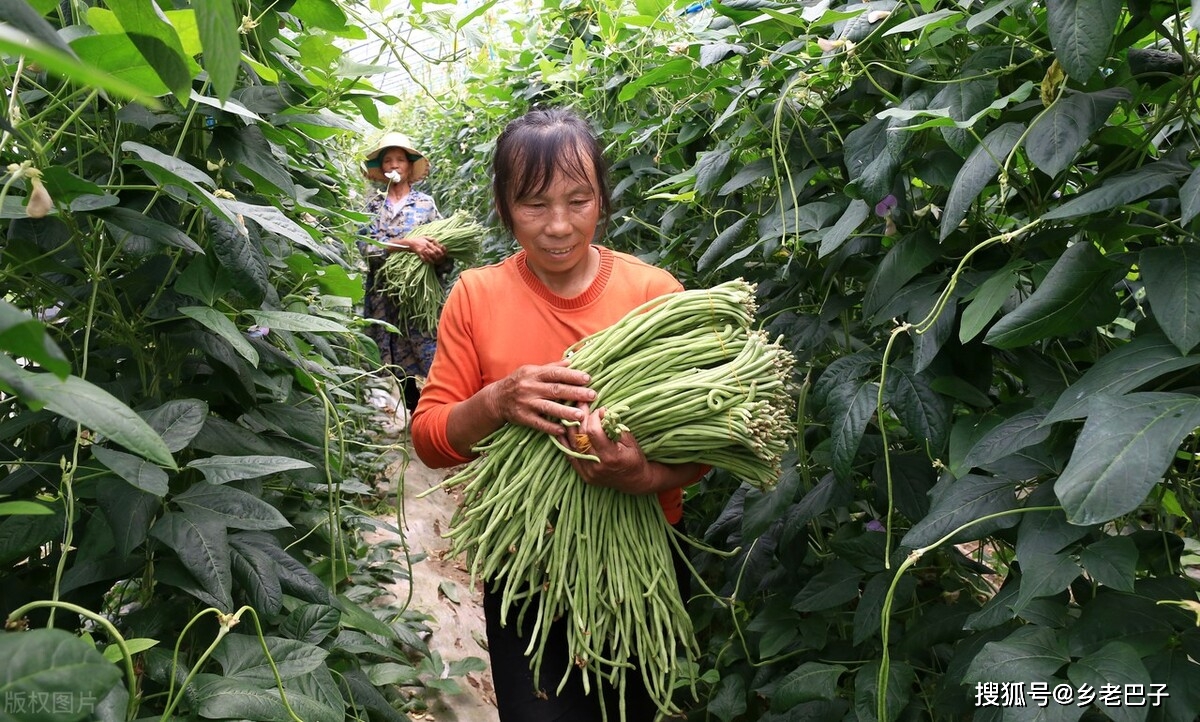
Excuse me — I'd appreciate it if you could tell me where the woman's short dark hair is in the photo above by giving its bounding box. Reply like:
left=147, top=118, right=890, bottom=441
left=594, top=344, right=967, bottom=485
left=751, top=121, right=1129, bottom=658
left=492, top=107, right=611, bottom=234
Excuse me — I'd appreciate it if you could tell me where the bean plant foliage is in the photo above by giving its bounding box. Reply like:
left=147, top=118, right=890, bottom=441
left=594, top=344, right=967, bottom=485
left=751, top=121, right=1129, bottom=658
left=403, top=0, right=1200, bottom=719
left=0, top=1, right=487, bottom=721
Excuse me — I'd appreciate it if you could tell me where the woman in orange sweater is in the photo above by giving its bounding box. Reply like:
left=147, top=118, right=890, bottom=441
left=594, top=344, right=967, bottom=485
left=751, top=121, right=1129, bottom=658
left=411, top=108, right=703, bottom=721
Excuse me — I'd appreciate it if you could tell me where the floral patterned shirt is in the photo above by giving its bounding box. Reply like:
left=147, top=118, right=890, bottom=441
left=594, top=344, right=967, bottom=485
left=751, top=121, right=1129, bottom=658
left=360, top=188, right=441, bottom=261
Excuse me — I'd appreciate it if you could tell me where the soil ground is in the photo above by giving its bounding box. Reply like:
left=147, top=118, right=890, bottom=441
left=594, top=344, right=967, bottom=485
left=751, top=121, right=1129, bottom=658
left=362, top=406, right=499, bottom=721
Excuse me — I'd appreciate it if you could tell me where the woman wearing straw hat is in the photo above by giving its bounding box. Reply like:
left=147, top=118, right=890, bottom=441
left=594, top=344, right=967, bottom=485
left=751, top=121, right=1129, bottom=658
left=359, top=131, right=448, bottom=419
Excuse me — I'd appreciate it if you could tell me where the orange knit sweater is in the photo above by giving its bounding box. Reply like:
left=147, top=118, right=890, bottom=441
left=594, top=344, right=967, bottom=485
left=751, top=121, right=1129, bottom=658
left=411, top=246, right=689, bottom=523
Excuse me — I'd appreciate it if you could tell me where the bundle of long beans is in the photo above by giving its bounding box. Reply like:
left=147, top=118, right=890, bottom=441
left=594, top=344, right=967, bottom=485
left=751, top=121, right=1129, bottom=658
left=380, top=210, right=485, bottom=333
left=423, top=279, right=796, bottom=721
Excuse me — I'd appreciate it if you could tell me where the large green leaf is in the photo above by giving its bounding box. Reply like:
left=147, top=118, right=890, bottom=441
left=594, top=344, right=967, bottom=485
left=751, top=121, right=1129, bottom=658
left=708, top=674, right=747, bottom=722
left=103, top=0, right=191, bottom=100
left=279, top=604, right=341, bottom=644
left=190, top=674, right=342, bottom=722
left=186, top=454, right=314, bottom=484
left=1077, top=535, right=1137, bottom=592
left=208, top=213, right=269, bottom=307
left=909, top=290, right=955, bottom=373
left=959, top=261, right=1022, bottom=343
left=901, top=474, right=1018, bottom=549
left=92, top=205, right=202, bottom=254
left=718, top=158, right=773, bottom=196
left=247, top=310, right=350, bottom=334
left=694, top=144, right=733, bottom=195
left=231, top=540, right=284, bottom=615
left=70, top=32, right=170, bottom=96
left=1011, top=551, right=1080, bottom=615
left=862, top=232, right=940, bottom=319
left=1045, top=0, right=1122, bottom=81
left=617, top=57, right=690, bottom=103
left=121, top=141, right=241, bottom=225
left=963, top=626, right=1070, bottom=683
left=0, top=507, right=64, bottom=567
left=883, top=361, right=951, bottom=456
left=91, top=446, right=169, bottom=496
left=1043, top=333, right=1200, bottom=423
left=1066, top=643, right=1150, bottom=722
left=283, top=255, right=364, bottom=302
left=1141, top=245, right=1200, bottom=354
left=1069, top=591, right=1175, bottom=657
left=140, top=398, right=208, bottom=453
left=21, top=372, right=176, bottom=468
left=854, top=572, right=915, bottom=645
left=217, top=200, right=335, bottom=261
left=847, top=89, right=930, bottom=204
left=364, top=663, right=420, bottom=686
left=211, top=125, right=296, bottom=197
left=149, top=511, right=233, bottom=610
left=231, top=533, right=333, bottom=605
left=176, top=254, right=235, bottom=306
left=1055, top=393, right=1200, bottom=524
left=742, top=460, right=800, bottom=538
left=929, top=74, right=998, bottom=156
left=1042, top=159, right=1182, bottom=220
left=1015, top=492, right=1090, bottom=560
left=214, top=634, right=328, bottom=682
left=1025, top=88, right=1130, bottom=178
left=173, top=484, right=291, bottom=530
left=818, top=199, right=869, bottom=258
left=697, top=216, right=750, bottom=272
left=770, top=661, right=847, bottom=710
left=338, top=670, right=409, bottom=722
left=0, top=628, right=123, bottom=722
left=290, top=0, right=348, bottom=31
left=95, top=481, right=158, bottom=558
left=984, top=242, right=1123, bottom=349
left=1182, top=165, right=1200, bottom=225
left=0, top=300, right=70, bottom=377
left=0, top=501, right=53, bottom=516
left=0, top=0, right=75, bottom=54
left=0, top=7, right=156, bottom=103
left=195, top=0, right=240, bottom=101
left=964, top=577, right=1022, bottom=632
left=331, top=631, right=403, bottom=665
left=939, top=123, right=1024, bottom=240
left=180, top=306, right=260, bottom=367
left=959, top=406, right=1052, bottom=472
left=791, top=559, right=863, bottom=612
left=1145, top=652, right=1200, bottom=722
left=826, top=379, right=878, bottom=482
left=334, top=594, right=397, bottom=639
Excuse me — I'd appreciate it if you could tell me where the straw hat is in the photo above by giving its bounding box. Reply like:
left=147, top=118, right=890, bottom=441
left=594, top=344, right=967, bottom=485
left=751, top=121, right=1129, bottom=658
left=363, top=131, right=431, bottom=183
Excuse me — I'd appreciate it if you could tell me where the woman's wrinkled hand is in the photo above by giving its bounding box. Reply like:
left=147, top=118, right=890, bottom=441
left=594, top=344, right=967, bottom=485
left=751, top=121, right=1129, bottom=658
left=563, top=403, right=654, bottom=494
left=386, top=236, right=446, bottom=263
left=486, top=360, right=596, bottom=436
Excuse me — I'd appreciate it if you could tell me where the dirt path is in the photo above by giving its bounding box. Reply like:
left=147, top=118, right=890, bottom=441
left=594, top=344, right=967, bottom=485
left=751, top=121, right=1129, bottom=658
left=364, top=420, right=498, bottom=721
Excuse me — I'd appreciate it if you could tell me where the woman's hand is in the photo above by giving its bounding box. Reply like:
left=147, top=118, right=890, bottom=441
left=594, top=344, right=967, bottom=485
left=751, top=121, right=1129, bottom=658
left=446, top=360, right=596, bottom=458
left=386, top=235, right=447, bottom=263
left=563, top=403, right=656, bottom=494
left=488, top=360, right=596, bottom=435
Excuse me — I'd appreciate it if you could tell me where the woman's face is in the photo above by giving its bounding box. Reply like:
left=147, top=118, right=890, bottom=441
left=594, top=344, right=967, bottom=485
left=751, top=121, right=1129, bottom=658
left=509, top=163, right=601, bottom=278
left=380, top=147, right=411, bottom=181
